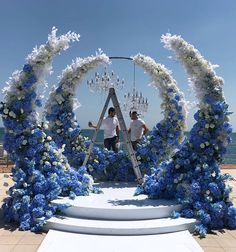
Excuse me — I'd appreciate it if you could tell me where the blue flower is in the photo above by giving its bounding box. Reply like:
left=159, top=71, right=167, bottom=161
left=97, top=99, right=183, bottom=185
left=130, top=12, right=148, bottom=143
left=23, top=64, right=33, bottom=73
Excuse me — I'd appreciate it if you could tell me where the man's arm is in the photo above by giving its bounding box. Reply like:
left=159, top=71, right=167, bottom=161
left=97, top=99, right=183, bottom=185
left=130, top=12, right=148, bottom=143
left=142, top=124, right=148, bottom=135
left=116, top=125, right=120, bottom=142
left=88, top=121, right=97, bottom=129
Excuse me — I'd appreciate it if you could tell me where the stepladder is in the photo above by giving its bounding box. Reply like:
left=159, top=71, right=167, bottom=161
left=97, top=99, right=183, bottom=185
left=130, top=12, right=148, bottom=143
left=83, top=87, right=143, bottom=184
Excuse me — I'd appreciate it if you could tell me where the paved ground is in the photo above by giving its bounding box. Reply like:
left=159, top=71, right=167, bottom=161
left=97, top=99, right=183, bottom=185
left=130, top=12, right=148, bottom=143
left=1, top=169, right=236, bottom=252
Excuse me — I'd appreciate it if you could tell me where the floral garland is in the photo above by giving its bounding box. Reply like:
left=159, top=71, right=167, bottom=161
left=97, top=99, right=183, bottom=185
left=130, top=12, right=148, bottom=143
left=141, top=34, right=236, bottom=237
left=44, top=50, right=110, bottom=170
left=133, top=54, right=187, bottom=165
left=44, top=53, right=187, bottom=181
left=0, top=28, right=94, bottom=231
left=44, top=52, right=139, bottom=182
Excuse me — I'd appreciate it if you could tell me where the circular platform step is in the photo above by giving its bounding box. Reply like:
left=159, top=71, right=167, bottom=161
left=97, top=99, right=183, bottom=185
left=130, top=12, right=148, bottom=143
left=52, top=182, right=182, bottom=220
left=46, top=182, right=198, bottom=235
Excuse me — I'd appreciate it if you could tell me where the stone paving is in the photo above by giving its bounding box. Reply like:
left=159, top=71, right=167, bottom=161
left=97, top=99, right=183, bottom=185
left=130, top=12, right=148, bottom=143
left=1, top=169, right=236, bottom=252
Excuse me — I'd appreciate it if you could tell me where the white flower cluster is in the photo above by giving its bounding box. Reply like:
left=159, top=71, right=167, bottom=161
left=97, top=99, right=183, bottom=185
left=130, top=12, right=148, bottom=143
left=161, top=33, right=224, bottom=103
left=27, top=27, right=80, bottom=82
left=162, top=34, right=229, bottom=147
left=133, top=53, right=187, bottom=120
left=3, top=27, right=80, bottom=121
left=44, top=49, right=109, bottom=123
left=133, top=54, right=187, bottom=158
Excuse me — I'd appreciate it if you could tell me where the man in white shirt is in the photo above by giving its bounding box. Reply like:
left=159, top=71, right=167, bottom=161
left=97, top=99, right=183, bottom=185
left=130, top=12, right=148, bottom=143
left=128, top=111, right=148, bottom=150
left=88, top=107, right=120, bottom=152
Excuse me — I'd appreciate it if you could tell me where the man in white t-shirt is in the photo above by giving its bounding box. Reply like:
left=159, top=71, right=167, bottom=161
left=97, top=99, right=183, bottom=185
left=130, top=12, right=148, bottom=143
left=128, top=111, right=148, bottom=150
left=88, top=107, right=120, bottom=152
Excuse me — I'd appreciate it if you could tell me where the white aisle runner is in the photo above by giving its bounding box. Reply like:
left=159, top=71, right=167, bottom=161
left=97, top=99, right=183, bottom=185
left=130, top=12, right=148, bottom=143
left=38, top=229, right=203, bottom=252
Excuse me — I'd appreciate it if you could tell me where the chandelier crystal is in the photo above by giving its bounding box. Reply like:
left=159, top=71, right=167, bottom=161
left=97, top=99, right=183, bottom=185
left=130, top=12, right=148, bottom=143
left=123, top=63, right=148, bottom=115
left=87, top=67, right=124, bottom=92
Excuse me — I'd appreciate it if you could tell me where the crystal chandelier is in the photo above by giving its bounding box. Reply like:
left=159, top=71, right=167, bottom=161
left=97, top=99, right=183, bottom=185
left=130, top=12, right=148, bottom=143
left=123, top=63, right=148, bottom=115
left=87, top=67, right=124, bottom=92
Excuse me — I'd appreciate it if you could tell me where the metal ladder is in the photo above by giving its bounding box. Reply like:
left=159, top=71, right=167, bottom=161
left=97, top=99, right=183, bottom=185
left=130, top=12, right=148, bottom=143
left=83, top=87, right=143, bottom=184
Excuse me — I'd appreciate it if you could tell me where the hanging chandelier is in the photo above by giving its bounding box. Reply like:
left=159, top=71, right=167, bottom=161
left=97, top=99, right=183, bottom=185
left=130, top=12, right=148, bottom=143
left=87, top=67, right=124, bottom=92
left=123, top=63, right=148, bottom=115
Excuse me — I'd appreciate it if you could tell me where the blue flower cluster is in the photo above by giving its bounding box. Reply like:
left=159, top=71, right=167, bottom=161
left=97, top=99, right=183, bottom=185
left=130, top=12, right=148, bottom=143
left=141, top=95, right=236, bottom=236
left=45, top=87, right=88, bottom=167
left=138, top=88, right=186, bottom=164
left=0, top=64, right=94, bottom=231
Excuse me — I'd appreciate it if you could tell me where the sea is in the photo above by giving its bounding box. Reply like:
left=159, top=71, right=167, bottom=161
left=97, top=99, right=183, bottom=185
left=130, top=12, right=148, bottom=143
left=0, top=127, right=235, bottom=164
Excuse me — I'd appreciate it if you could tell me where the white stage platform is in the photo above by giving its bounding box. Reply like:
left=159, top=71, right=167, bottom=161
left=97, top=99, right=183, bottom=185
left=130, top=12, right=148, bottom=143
left=51, top=182, right=182, bottom=220
left=38, top=182, right=201, bottom=251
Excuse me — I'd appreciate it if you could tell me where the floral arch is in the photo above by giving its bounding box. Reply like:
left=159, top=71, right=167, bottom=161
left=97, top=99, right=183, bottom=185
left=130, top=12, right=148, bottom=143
left=0, top=29, right=235, bottom=236
left=43, top=52, right=187, bottom=181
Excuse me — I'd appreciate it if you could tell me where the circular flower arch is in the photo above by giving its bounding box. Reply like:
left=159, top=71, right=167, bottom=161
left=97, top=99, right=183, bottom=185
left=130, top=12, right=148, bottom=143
left=44, top=49, right=110, bottom=168
left=0, top=28, right=95, bottom=231
left=133, top=54, right=187, bottom=166
left=1, top=29, right=234, bottom=235
left=44, top=53, right=187, bottom=181
left=141, top=34, right=236, bottom=236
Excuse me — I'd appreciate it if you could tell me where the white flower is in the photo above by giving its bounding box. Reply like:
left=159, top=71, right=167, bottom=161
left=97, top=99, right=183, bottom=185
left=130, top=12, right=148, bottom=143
left=9, top=111, right=16, bottom=118
left=22, top=140, right=28, bottom=145
left=175, top=164, right=180, bottom=169
left=44, top=123, right=49, bottom=129
left=200, top=143, right=205, bottom=148
left=205, top=141, right=210, bottom=146
left=210, top=124, right=215, bottom=128
left=68, top=128, right=73, bottom=132
left=3, top=108, right=9, bottom=114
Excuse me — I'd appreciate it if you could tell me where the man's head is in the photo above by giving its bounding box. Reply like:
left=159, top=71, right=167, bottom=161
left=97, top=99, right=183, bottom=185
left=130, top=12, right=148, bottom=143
left=108, top=107, right=116, bottom=117
left=130, top=111, right=138, bottom=120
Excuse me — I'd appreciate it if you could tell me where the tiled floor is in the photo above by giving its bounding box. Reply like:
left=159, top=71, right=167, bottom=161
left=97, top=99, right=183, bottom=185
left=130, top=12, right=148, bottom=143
left=1, top=170, right=236, bottom=252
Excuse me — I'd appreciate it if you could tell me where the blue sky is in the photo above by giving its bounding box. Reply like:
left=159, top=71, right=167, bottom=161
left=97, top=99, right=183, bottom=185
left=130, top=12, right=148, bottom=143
left=0, top=0, right=236, bottom=131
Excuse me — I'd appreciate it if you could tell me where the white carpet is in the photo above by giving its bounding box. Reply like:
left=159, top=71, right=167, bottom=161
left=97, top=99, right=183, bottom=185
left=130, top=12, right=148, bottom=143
left=38, top=229, right=203, bottom=252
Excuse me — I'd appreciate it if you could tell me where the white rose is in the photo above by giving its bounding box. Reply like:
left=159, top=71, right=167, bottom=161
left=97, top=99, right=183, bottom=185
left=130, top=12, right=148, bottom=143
left=3, top=108, right=9, bottom=114
left=9, top=111, right=16, bottom=118
left=68, top=128, right=73, bottom=132
left=200, top=143, right=205, bottom=148
left=44, top=123, right=49, bottom=129
left=22, top=140, right=28, bottom=145
left=175, top=164, right=180, bottom=169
